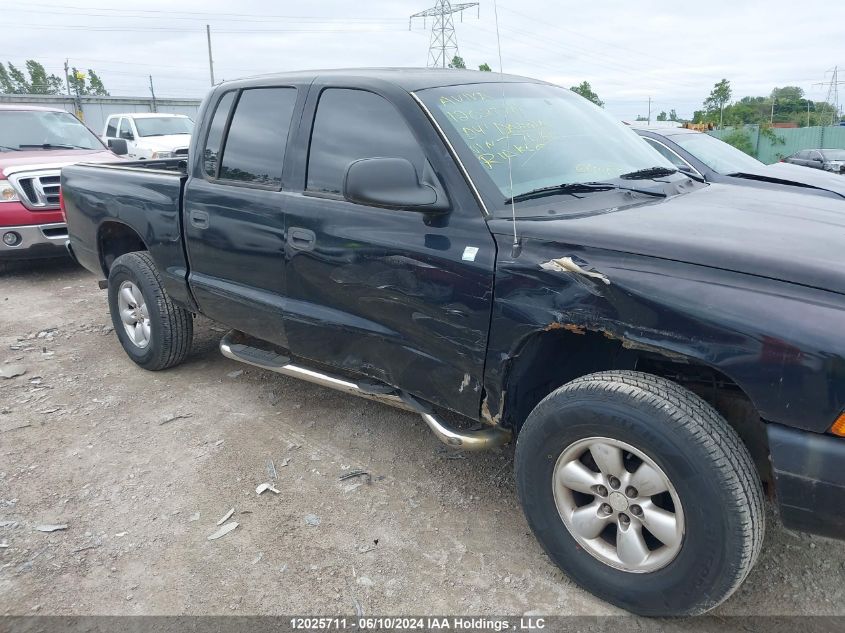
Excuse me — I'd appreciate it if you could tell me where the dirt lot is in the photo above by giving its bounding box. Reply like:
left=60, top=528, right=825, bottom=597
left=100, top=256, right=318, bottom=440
left=1, top=259, right=844, bottom=617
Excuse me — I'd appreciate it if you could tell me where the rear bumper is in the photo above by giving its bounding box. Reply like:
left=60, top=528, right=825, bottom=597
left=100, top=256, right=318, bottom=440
left=767, top=423, right=845, bottom=540
left=0, top=223, right=69, bottom=259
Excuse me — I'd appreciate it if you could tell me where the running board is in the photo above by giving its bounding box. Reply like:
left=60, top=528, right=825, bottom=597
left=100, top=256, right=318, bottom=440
left=219, top=330, right=511, bottom=451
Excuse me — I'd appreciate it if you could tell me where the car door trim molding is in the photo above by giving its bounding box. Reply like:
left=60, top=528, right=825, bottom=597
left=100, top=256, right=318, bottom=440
left=409, top=91, right=489, bottom=217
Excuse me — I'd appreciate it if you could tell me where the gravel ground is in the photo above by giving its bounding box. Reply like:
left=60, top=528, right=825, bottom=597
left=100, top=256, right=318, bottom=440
left=1, top=259, right=844, bottom=617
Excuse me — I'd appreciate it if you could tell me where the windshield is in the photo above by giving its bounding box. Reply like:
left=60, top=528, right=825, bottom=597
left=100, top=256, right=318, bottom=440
left=417, top=82, right=674, bottom=204
left=134, top=116, right=193, bottom=137
left=670, top=133, right=764, bottom=173
left=822, top=150, right=845, bottom=161
left=0, top=110, right=104, bottom=151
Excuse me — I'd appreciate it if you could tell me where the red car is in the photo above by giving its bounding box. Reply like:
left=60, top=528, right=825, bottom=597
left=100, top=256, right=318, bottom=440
left=0, top=104, right=123, bottom=261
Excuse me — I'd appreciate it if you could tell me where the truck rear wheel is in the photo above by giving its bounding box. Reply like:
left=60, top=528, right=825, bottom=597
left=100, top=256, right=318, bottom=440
left=515, top=370, right=764, bottom=616
left=107, top=251, right=193, bottom=370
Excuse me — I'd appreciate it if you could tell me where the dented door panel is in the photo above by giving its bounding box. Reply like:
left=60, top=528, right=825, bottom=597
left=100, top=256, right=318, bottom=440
left=484, top=230, right=845, bottom=433
left=283, top=195, right=496, bottom=417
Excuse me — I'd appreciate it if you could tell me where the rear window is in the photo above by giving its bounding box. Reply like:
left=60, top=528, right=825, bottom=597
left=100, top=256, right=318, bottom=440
left=218, top=87, right=297, bottom=187
left=105, top=118, right=117, bottom=137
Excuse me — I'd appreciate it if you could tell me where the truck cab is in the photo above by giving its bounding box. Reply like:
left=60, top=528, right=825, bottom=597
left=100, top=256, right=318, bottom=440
left=0, top=104, right=119, bottom=261
left=61, top=69, right=845, bottom=617
left=101, top=113, right=193, bottom=161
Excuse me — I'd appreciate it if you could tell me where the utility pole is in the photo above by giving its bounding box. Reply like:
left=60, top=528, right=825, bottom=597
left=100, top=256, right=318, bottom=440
left=206, top=24, right=215, bottom=85
left=770, top=99, right=775, bottom=124
left=149, top=75, right=157, bottom=113
left=647, top=97, right=652, bottom=125
left=63, top=59, right=71, bottom=97
left=409, top=1, right=479, bottom=68
left=807, top=99, right=811, bottom=127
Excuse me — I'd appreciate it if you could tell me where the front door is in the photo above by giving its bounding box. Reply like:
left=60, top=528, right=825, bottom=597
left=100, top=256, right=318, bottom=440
left=117, top=117, right=138, bottom=158
left=183, top=86, right=300, bottom=347
left=282, top=84, right=496, bottom=417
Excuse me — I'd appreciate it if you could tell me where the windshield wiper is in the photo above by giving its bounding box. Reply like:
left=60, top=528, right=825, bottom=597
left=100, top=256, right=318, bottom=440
left=0, top=145, right=20, bottom=151
left=620, top=166, right=678, bottom=180
left=506, top=181, right=666, bottom=204
left=18, top=143, right=89, bottom=150
left=506, top=182, right=616, bottom=204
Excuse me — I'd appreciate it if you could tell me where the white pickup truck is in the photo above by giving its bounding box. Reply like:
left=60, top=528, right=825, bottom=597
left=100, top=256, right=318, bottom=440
left=101, top=112, right=193, bottom=160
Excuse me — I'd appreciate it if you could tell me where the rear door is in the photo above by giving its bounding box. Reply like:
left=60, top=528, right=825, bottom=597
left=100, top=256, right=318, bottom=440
left=281, top=82, right=497, bottom=417
left=183, top=85, right=302, bottom=347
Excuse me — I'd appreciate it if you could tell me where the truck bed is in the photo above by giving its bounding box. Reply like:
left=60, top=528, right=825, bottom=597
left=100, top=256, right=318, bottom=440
left=62, top=159, right=194, bottom=309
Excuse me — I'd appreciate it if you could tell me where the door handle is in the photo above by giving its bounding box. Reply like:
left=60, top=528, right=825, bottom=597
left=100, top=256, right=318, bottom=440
left=189, top=209, right=209, bottom=229
left=288, top=227, right=316, bottom=251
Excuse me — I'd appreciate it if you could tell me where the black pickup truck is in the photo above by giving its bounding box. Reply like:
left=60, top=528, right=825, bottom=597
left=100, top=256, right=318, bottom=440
left=62, top=69, right=845, bottom=616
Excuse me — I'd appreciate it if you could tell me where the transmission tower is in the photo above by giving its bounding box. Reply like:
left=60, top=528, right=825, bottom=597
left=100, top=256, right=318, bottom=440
left=409, top=0, right=479, bottom=68
left=815, top=66, right=845, bottom=125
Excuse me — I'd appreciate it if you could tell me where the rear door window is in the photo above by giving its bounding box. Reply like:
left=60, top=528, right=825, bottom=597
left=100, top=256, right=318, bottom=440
left=218, top=87, right=297, bottom=187
left=105, top=117, right=117, bottom=137
left=306, top=88, right=426, bottom=196
left=202, top=91, right=236, bottom=177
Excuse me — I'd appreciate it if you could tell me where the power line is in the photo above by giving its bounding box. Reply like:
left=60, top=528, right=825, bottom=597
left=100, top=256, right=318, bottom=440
left=8, top=2, right=408, bottom=22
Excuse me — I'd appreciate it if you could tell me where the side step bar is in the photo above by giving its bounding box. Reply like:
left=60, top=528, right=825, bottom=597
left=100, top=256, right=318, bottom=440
left=219, top=331, right=511, bottom=451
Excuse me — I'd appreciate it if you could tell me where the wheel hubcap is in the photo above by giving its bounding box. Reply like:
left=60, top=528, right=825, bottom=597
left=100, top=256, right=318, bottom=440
left=552, top=437, right=685, bottom=573
left=117, top=281, right=151, bottom=349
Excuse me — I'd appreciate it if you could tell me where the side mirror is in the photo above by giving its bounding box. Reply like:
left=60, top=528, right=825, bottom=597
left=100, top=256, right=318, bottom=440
left=343, top=157, right=447, bottom=211
left=677, top=164, right=696, bottom=175
left=107, top=138, right=128, bottom=155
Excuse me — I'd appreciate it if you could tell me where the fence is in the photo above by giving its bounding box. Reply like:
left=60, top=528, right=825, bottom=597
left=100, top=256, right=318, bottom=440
left=0, top=94, right=202, bottom=136
left=708, top=125, right=845, bottom=164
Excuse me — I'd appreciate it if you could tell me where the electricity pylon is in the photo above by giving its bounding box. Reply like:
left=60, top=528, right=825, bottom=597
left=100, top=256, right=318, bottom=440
left=409, top=0, right=479, bottom=68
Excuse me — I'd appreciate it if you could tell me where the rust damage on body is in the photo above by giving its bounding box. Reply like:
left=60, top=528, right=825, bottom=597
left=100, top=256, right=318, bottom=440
left=481, top=391, right=505, bottom=427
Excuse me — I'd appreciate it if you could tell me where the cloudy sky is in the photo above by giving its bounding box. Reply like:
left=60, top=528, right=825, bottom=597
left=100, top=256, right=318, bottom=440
left=2, top=0, right=843, bottom=120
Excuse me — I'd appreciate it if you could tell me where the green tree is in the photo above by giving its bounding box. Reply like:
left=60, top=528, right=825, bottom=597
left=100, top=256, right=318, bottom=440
left=7, top=63, right=29, bottom=93
left=25, top=60, right=64, bottom=94
left=669, top=109, right=679, bottom=121
left=0, top=60, right=64, bottom=94
left=87, top=70, right=109, bottom=96
left=478, top=62, right=492, bottom=72
left=703, top=78, right=732, bottom=128
left=66, top=67, right=109, bottom=96
left=721, top=129, right=755, bottom=156
left=448, top=55, right=466, bottom=69
left=0, top=63, right=14, bottom=93
left=570, top=81, right=604, bottom=107
left=656, top=111, right=667, bottom=121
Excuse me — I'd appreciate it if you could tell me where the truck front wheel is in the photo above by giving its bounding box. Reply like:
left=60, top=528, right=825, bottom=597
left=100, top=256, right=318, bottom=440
left=107, top=251, right=193, bottom=370
left=515, top=370, right=764, bottom=616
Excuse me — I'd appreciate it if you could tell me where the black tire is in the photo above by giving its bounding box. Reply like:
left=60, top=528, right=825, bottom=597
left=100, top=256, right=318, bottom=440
left=107, top=251, right=193, bottom=370
left=515, top=370, right=764, bottom=616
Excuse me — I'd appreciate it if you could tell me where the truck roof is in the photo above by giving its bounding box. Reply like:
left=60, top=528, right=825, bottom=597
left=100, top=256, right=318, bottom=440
left=107, top=112, right=191, bottom=119
left=0, top=104, right=70, bottom=113
left=223, top=67, right=542, bottom=92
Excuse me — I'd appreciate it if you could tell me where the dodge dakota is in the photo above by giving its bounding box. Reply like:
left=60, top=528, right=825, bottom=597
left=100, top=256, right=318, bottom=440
left=61, top=69, right=845, bottom=616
